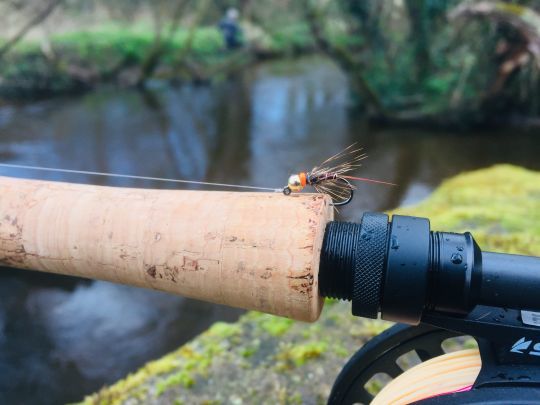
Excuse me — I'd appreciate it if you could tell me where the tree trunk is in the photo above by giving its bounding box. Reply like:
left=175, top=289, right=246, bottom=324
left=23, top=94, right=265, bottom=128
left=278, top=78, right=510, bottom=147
left=303, top=1, right=385, bottom=116
left=405, top=0, right=431, bottom=80
left=136, top=0, right=191, bottom=87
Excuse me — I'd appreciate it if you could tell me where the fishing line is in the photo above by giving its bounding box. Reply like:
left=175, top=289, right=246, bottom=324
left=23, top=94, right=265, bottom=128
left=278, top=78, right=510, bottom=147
left=0, top=144, right=395, bottom=206
left=0, top=163, right=283, bottom=193
left=372, top=349, right=481, bottom=405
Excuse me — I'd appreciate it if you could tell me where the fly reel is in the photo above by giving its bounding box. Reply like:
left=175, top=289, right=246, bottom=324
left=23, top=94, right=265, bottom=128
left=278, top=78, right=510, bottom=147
left=320, top=212, right=540, bottom=404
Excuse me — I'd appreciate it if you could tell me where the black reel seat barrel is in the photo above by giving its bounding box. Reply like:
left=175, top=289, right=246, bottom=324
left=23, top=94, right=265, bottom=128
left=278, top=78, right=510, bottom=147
left=319, top=213, right=540, bottom=324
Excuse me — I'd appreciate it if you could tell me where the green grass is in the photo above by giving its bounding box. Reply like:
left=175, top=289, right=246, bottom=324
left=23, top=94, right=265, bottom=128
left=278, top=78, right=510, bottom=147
left=0, top=22, right=324, bottom=97
left=0, top=20, right=364, bottom=97
left=0, top=24, right=227, bottom=96
left=10, top=24, right=225, bottom=61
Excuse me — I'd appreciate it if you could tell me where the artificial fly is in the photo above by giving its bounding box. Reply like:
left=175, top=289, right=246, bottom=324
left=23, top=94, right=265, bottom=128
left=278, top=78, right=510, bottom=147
left=282, top=144, right=396, bottom=206
left=0, top=144, right=394, bottom=207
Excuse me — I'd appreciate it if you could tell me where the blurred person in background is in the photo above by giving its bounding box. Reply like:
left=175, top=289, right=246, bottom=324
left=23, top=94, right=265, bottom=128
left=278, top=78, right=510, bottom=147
left=218, top=7, right=243, bottom=50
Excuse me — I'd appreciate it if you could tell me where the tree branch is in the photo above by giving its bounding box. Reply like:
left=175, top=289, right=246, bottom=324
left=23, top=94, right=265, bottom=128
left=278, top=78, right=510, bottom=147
left=449, top=2, right=540, bottom=64
left=136, top=0, right=192, bottom=87
left=0, top=0, right=64, bottom=60
left=303, top=0, right=385, bottom=115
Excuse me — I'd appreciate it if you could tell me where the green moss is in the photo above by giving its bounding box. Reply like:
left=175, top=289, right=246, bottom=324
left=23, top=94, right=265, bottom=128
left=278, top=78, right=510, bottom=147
left=156, top=371, right=195, bottom=393
left=289, top=392, right=304, bottom=404
left=240, top=339, right=260, bottom=358
left=324, top=297, right=340, bottom=306
left=207, top=322, right=242, bottom=338
left=363, top=320, right=393, bottom=337
left=463, top=339, right=479, bottom=350
left=332, top=343, right=349, bottom=358
left=289, top=341, right=328, bottom=366
left=278, top=341, right=328, bottom=368
left=365, top=379, right=384, bottom=396
left=301, top=322, right=322, bottom=339
left=394, top=165, right=540, bottom=255
left=243, top=312, right=295, bottom=337
left=347, top=319, right=392, bottom=339
left=261, top=316, right=294, bottom=336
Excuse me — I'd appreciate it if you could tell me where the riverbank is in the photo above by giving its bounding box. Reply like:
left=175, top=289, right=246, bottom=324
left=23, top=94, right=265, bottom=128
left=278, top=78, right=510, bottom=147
left=0, top=21, right=321, bottom=98
left=79, top=164, right=540, bottom=405
left=4, top=1, right=540, bottom=129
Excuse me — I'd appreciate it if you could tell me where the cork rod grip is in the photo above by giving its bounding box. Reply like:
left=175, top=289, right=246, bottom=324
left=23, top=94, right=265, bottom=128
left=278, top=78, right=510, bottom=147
left=0, top=176, right=333, bottom=321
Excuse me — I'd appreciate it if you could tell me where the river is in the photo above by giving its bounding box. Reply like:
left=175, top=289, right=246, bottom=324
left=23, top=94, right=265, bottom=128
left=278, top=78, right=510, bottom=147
left=0, top=56, right=539, bottom=404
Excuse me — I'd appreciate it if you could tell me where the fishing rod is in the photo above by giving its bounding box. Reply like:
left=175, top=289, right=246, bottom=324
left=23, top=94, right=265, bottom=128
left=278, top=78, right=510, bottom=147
left=0, top=144, right=393, bottom=323
left=0, top=148, right=538, bottom=403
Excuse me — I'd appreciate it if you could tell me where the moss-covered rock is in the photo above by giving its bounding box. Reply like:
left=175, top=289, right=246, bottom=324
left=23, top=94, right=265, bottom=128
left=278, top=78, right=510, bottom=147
left=78, top=165, right=540, bottom=405
left=394, top=165, right=540, bottom=256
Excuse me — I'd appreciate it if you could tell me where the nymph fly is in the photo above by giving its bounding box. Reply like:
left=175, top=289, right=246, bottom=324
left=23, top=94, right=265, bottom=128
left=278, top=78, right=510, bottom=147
left=283, top=144, right=395, bottom=206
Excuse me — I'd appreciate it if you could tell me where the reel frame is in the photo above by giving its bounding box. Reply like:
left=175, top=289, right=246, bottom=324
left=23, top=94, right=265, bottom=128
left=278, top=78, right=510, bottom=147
left=329, top=307, right=540, bottom=404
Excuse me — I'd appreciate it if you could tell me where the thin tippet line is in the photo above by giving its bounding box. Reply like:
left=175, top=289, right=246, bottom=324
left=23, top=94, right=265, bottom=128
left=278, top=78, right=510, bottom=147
left=0, top=163, right=282, bottom=192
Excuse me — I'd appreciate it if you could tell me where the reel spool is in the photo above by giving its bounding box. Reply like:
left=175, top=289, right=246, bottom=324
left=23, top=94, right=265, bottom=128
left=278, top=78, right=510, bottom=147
left=329, top=319, right=540, bottom=404
left=373, top=348, right=480, bottom=405
left=328, top=324, right=461, bottom=404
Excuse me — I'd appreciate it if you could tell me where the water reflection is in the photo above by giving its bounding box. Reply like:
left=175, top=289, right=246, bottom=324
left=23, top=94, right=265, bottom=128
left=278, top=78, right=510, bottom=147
left=0, top=55, right=539, bottom=404
left=0, top=269, right=240, bottom=403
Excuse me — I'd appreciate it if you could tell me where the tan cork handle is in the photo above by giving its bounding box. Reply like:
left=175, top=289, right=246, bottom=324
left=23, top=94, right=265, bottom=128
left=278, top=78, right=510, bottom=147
left=0, top=176, right=333, bottom=321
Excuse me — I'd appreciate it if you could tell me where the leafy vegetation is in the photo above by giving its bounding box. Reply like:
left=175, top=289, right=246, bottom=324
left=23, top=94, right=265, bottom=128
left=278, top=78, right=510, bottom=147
left=2, top=1, right=540, bottom=127
left=303, top=0, right=540, bottom=125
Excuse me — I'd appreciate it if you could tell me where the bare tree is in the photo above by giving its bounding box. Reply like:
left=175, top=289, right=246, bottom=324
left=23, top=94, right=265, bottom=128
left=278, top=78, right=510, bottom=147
left=136, top=0, right=211, bottom=87
left=302, top=0, right=385, bottom=116
left=0, top=0, right=64, bottom=60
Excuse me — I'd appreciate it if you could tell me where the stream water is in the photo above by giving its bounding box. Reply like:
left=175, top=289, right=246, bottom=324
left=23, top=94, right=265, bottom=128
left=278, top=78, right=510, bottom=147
left=0, top=56, right=539, bottom=404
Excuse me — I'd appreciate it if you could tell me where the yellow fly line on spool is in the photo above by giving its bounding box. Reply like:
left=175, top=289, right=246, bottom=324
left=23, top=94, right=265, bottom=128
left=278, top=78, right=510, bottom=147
left=372, top=349, right=481, bottom=405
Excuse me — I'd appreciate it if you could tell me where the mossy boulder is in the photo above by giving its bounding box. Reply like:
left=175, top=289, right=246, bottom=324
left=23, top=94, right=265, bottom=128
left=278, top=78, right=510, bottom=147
left=393, top=164, right=539, bottom=256
left=79, top=165, right=540, bottom=405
